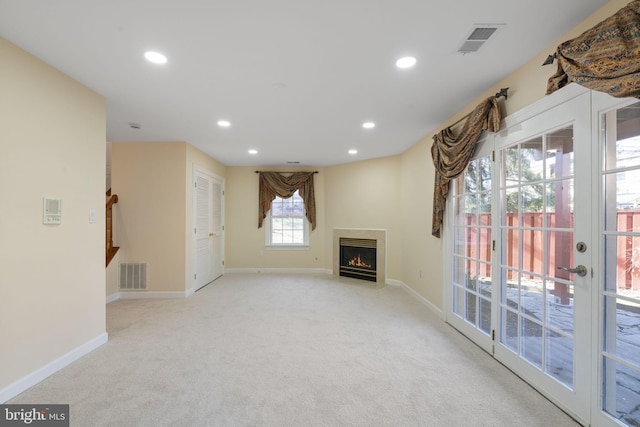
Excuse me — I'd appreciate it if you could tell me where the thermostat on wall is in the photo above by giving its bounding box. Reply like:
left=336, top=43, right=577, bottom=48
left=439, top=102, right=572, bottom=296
left=43, top=197, right=62, bottom=224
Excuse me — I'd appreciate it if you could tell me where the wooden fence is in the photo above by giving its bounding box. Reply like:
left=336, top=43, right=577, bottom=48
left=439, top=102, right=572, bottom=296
left=462, top=212, right=640, bottom=291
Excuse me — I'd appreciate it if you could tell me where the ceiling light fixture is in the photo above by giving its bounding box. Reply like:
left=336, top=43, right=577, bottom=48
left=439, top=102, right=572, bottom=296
left=217, top=120, right=231, bottom=127
left=144, top=51, right=167, bottom=64
left=362, top=122, right=375, bottom=129
left=248, top=149, right=258, bottom=155
left=349, top=149, right=358, bottom=155
left=396, top=56, right=416, bottom=69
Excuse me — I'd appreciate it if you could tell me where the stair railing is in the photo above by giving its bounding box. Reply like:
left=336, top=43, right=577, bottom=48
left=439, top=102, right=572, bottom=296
left=106, top=189, right=119, bottom=267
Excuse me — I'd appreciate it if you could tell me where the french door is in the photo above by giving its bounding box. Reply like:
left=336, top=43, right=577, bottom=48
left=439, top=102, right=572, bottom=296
left=445, top=86, right=640, bottom=427
left=493, top=91, right=592, bottom=423
left=592, top=93, right=640, bottom=427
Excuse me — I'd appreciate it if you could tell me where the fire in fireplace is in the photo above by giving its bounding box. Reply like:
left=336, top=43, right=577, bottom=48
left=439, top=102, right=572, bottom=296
left=339, top=238, right=377, bottom=282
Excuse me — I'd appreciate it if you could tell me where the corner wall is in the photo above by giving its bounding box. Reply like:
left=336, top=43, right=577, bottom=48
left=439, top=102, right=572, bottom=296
left=0, top=37, right=106, bottom=397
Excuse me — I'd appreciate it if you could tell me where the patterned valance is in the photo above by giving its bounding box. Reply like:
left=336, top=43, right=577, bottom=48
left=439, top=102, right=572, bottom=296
left=258, top=172, right=317, bottom=230
left=547, top=0, right=640, bottom=99
left=430, top=97, right=501, bottom=238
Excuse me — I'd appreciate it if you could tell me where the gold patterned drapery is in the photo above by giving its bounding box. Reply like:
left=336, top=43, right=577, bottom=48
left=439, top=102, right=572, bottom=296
left=258, top=172, right=317, bottom=230
left=547, top=0, right=640, bottom=99
left=430, top=97, right=501, bottom=238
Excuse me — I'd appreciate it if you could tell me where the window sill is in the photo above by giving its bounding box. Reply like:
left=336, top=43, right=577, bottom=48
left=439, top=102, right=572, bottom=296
left=265, top=245, right=309, bottom=251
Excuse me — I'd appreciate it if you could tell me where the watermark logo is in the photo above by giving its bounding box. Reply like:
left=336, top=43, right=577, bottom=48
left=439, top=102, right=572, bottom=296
left=0, top=405, right=68, bottom=427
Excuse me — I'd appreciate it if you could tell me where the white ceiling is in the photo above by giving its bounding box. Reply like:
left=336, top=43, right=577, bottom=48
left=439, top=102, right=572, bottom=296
left=0, top=0, right=608, bottom=167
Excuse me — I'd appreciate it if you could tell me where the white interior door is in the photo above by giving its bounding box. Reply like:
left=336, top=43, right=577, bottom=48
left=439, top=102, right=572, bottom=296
left=194, top=168, right=224, bottom=291
left=211, top=176, right=224, bottom=281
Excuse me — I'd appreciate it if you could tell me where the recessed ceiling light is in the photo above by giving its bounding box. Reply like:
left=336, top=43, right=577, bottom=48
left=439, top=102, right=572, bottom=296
left=349, top=149, right=358, bottom=155
left=144, top=51, right=167, bottom=64
left=396, top=56, right=416, bottom=68
left=217, top=120, right=231, bottom=127
left=362, top=122, right=375, bottom=129
left=248, top=149, right=258, bottom=155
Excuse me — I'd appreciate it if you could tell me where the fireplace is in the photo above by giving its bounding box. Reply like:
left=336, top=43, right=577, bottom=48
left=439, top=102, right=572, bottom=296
left=333, top=228, right=385, bottom=288
left=339, top=238, right=377, bottom=282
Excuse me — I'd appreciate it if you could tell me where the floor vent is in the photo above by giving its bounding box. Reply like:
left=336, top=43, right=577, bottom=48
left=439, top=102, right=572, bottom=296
left=457, top=24, right=505, bottom=54
left=119, top=263, right=147, bottom=290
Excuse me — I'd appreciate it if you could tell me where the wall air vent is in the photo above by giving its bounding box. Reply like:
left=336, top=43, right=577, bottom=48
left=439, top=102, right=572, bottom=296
left=119, top=263, right=147, bottom=290
left=457, top=24, right=505, bottom=54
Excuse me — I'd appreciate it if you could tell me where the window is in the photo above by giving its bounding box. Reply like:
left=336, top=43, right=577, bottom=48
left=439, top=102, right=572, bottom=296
left=266, top=190, right=309, bottom=246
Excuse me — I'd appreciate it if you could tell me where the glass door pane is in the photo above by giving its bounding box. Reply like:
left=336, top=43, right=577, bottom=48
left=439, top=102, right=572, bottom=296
left=451, top=156, right=493, bottom=337
left=498, top=126, right=577, bottom=388
left=600, top=101, right=640, bottom=426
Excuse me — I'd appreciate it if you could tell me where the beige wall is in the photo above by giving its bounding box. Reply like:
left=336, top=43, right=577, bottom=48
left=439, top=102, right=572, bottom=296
left=111, top=141, right=226, bottom=293
left=111, top=142, right=188, bottom=292
left=224, top=156, right=402, bottom=279
left=225, top=166, right=326, bottom=270
left=0, top=38, right=106, bottom=389
left=398, top=0, right=633, bottom=309
left=324, top=156, right=403, bottom=279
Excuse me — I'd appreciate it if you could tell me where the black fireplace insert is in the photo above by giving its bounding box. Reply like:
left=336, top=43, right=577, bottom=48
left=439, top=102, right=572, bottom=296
left=339, top=238, right=377, bottom=282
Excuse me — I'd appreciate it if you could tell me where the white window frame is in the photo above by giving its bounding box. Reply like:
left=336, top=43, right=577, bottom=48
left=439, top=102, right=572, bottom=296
left=265, top=190, right=309, bottom=248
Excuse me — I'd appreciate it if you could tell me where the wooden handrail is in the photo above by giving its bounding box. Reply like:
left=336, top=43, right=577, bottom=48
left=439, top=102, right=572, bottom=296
left=106, top=194, right=118, bottom=209
left=106, top=192, right=119, bottom=267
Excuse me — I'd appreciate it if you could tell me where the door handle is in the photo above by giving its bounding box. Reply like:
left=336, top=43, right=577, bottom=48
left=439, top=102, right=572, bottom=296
left=209, top=232, right=214, bottom=237
left=557, top=265, right=587, bottom=277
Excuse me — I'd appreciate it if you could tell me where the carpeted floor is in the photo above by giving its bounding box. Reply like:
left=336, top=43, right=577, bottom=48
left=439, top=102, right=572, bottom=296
left=9, top=273, right=579, bottom=426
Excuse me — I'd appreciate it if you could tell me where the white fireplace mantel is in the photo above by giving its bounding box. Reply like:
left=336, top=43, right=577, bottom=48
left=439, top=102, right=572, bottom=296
left=333, top=228, right=386, bottom=288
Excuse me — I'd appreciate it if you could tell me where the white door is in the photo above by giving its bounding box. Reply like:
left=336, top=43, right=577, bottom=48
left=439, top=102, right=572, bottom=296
left=591, top=93, right=640, bottom=427
left=445, top=137, right=496, bottom=355
left=493, top=90, right=592, bottom=423
left=210, top=176, right=224, bottom=281
left=445, top=86, right=593, bottom=424
left=194, top=168, right=224, bottom=292
left=446, top=87, right=640, bottom=427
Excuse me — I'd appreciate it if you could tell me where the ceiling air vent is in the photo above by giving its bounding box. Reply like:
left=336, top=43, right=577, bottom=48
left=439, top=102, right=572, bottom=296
left=457, top=24, right=505, bottom=54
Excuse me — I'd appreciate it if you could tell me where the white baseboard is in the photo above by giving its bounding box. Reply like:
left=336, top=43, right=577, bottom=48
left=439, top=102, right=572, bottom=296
left=0, top=332, right=108, bottom=404
left=387, top=279, right=444, bottom=319
left=118, top=291, right=189, bottom=300
left=225, top=268, right=332, bottom=275
left=106, top=293, right=119, bottom=304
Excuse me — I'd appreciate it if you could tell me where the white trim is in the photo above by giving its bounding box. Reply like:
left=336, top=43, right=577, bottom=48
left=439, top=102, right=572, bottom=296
left=106, top=293, right=119, bottom=304
left=118, top=291, right=190, bottom=300
left=388, top=279, right=444, bottom=319
left=225, top=268, right=332, bottom=275
left=0, top=332, right=108, bottom=403
left=500, top=83, right=589, bottom=130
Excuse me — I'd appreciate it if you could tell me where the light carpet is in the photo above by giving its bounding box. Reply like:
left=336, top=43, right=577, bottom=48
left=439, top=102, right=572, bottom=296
left=9, top=273, right=579, bottom=426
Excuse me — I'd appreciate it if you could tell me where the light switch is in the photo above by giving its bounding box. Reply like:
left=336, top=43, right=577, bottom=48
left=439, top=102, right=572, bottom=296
left=89, top=209, right=97, bottom=223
